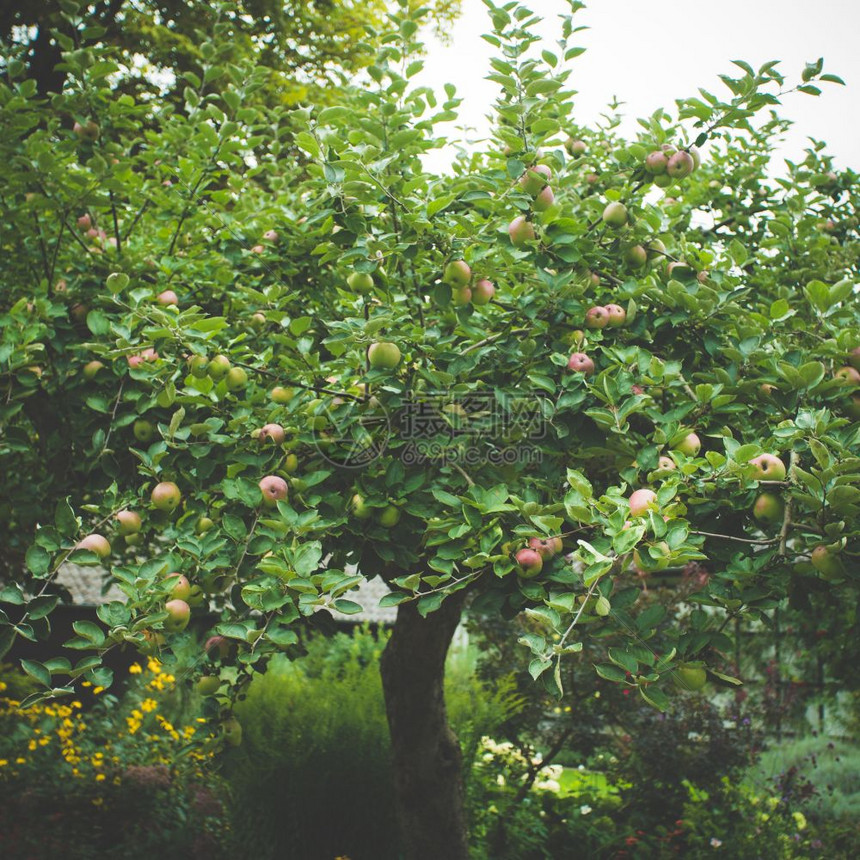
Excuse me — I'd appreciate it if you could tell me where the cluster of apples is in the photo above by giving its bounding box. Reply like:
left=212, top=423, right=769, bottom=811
left=441, top=259, right=495, bottom=307
left=566, top=303, right=628, bottom=378
left=643, top=144, right=701, bottom=187
left=350, top=492, right=401, bottom=527
left=508, top=161, right=557, bottom=247
left=514, top=535, right=564, bottom=579
left=186, top=353, right=248, bottom=391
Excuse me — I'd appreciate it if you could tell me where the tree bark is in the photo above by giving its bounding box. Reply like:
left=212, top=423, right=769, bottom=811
left=380, top=592, right=470, bottom=860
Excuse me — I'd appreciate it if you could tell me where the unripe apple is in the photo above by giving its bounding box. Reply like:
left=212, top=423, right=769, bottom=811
left=653, top=173, right=673, bottom=188
left=347, top=271, right=375, bottom=292
left=249, top=312, right=266, bottom=330
left=647, top=239, right=666, bottom=260
left=585, top=306, right=610, bottom=329
left=222, top=717, right=243, bottom=747
left=263, top=229, right=279, bottom=242
left=133, top=419, right=155, bottom=443
left=471, top=279, right=495, bottom=306
left=518, top=164, right=552, bottom=195
left=602, top=202, right=628, bottom=228
left=645, top=151, right=668, bottom=175
left=689, top=146, right=701, bottom=171
left=810, top=545, right=844, bottom=579
left=673, top=665, right=707, bottom=691
left=368, top=342, right=401, bottom=369
left=834, top=366, right=860, bottom=385
left=443, top=260, right=471, bottom=288
left=166, top=573, right=192, bottom=601
left=151, top=481, right=181, bottom=511
left=675, top=432, right=701, bottom=457
left=604, top=304, right=626, bottom=327
left=350, top=493, right=372, bottom=519
left=666, top=261, right=695, bottom=280
left=753, top=492, right=784, bottom=525
left=259, top=475, right=288, bottom=506
left=225, top=366, right=248, bottom=391
left=197, top=675, right=220, bottom=696
left=567, top=353, right=595, bottom=375
left=565, top=138, right=587, bottom=156
left=533, top=185, right=555, bottom=212
left=528, top=536, right=563, bottom=561
left=378, top=505, right=401, bottom=528
left=55, top=279, right=67, bottom=293
left=629, top=489, right=658, bottom=517
left=125, top=534, right=143, bottom=547
left=259, top=423, right=285, bottom=445
left=156, top=290, right=178, bottom=306
left=284, top=453, right=299, bottom=473
left=164, top=599, right=190, bottom=632
left=508, top=216, right=535, bottom=247
left=74, top=120, right=100, bottom=141
left=188, top=355, right=209, bottom=378
left=196, top=516, right=215, bottom=534
left=697, top=271, right=709, bottom=284
left=83, top=360, right=105, bottom=380
left=451, top=286, right=472, bottom=306
left=76, top=533, right=111, bottom=558
left=270, top=386, right=294, bottom=404
left=207, top=354, right=231, bottom=380
left=749, top=454, right=786, bottom=481
left=515, top=548, right=543, bottom=579
left=115, top=510, right=141, bottom=535
left=624, top=245, right=647, bottom=268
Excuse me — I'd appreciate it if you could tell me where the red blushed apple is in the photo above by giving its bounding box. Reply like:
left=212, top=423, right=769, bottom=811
left=77, top=214, right=92, bottom=230
left=164, top=599, right=191, bottom=632
left=250, top=244, right=265, bottom=254
left=624, top=245, right=647, bottom=268
left=166, top=573, right=192, bottom=601
left=451, top=286, right=472, bottom=306
left=515, top=547, right=543, bottom=578
left=533, top=185, right=555, bottom=212
left=667, top=151, right=694, bottom=178
left=471, top=279, right=495, bottom=306
left=585, top=173, right=599, bottom=185
left=629, top=489, right=658, bottom=517
left=508, top=216, right=536, bottom=247
left=565, top=138, right=586, bottom=156
left=83, top=360, right=105, bottom=380
left=263, top=230, right=279, bottom=242
left=528, top=536, right=563, bottom=560
left=205, top=635, right=233, bottom=660
left=443, top=260, right=471, bottom=288
left=810, top=545, right=844, bottom=579
left=604, top=304, right=626, bottom=327
left=834, top=366, right=860, bottom=385
left=259, top=423, right=286, bottom=444
left=74, top=120, right=100, bottom=141
left=518, top=164, right=552, bottom=195
left=753, top=492, right=784, bottom=524
left=657, top=456, right=676, bottom=471
left=675, top=432, right=701, bottom=456
left=567, top=353, right=594, bottom=375
left=748, top=454, right=786, bottom=481
left=259, top=475, right=288, bottom=506
left=157, top=290, right=178, bottom=306
left=151, top=481, right=181, bottom=511
left=645, top=151, right=668, bottom=174
left=127, top=348, right=158, bottom=368
left=584, top=306, right=609, bottom=329
left=602, top=201, right=628, bottom=228
left=76, top=533, right=111, bottom=558
left=114, top=510, right=141, bottom=535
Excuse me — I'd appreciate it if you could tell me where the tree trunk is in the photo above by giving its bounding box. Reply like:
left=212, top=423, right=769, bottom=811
left=380, top=592, right=469, bottom=860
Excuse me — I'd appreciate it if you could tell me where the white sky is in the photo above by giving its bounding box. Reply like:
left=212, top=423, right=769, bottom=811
left=417, top=0, right=860, bottom=173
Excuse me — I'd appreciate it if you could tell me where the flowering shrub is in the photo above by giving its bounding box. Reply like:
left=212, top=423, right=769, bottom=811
left=0, top=660, right=232, bottom=859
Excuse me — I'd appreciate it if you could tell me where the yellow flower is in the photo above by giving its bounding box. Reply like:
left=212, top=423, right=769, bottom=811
left=28, top=740, right=37, bottom=751
left=141, top=698, right=158, bottom=713
left=95, top=774, right=106, bottom=782
left=793, top=811, right=807, bottom=830
left=147, top=658, right=162, bottom=674
left=15, top=757, right=25, bottom=764
left=93, top=686, right=105, bottom=695
left=129, top=663, right=143, bottom=675
left=0, top=759, right=8, bottom=767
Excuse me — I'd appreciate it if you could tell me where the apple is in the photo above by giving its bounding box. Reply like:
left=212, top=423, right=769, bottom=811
left=73, top=120, right=100, bottom=141
left=250, top=244, right=265, bottom=254
left=565, top=138, right=587, bottom=156
left=77, top=214, right=92, bottom=230
left=508, top=216, right=536, bottom=246
left=368, top=342, right=401, bottom=369
left=533, top=185, right=555, bottom=212
left=350, top=493, right=372, bottom=520
left=675, top=432, right=701, bottom=457
left=378, top=505, right=401, bottom=528
left=585, top=172, right=599, bottom=185
left=115, top=510, right=141, bottom=535
left=225, top=367, right=248, bottom=391
left=624, top=245, right=647, bottom=268
left=156, top=290, right=178, bottom=306
left=163, top=599, right=190, bottom=632
left=689, top=146, right=701, bottom=171
left=834, top=366, right=860, bottom=386
left=76, top=533, right=111, bottom=558
left=70, top=303, right=89, bottom=324
left=518, top=164, right=552, bottom=195
left=749, top=454, right=786, bottom=481
left=284, top=453, right=299, bottom=473
left=55, top=279, right=67, bottom=293
left=585, top=306, right=609, bottom=329
left=471, top=279, right=495, bottom=306
left=602, top=202, right=628, bottom=228
left=188, top=355, right=209, bottom=378
left=205, top=635, right=232, bottom=659
left=666, top=261, right=695, bottom=280
left=647, top=239, right=667, bottom=260
left=697, top=271, right=709, bottom=284
left=133, top=419, right=155, bottom=443
left=657, top=456, right=676, bottom=471
left=515, top=548, right=543, bottom=578
left=604, top=304, right=626, bottom=327
left=673, top=665, right=706, bottom=691
left=263, top=229, right=279, bottom=242
left=629, top=489, right=658, bottom=517
left=653, top=173, right=673, bottom=188
left=645, top=151, right=668, bottom=175
left=443, top=260, right=472, bottom=288
left=196, top=516, right=215, bottom=534
left=259, top=423, right=285, bottom=444
left=207, top=354, right=231, bottom=379
left=222, top=717, right=243, bottom=747
left=759, top=383, right=778, bottom=397
left=528, top=536, right=563, bottom=561
left=197, top=676, right=220, bottom=696
left=667, top=151, right=694, bottom=179
left=127, top=348, right=158, bottom=368
left=451, top=286, right=472, bottom=306
left=753, top=492, right=784, bottom=525
left=249, top=312, right=266, bottom=330
left=847, top=347, right=860, bottom=372
left=270, top=386, right=294, bottom=404
left=347, top=271, right=375, bottom=292
left=151, top=481, right=181, bottom=511
left=83, top=360, right=105, bottom=380
left=810, top=545, right=844, bottom=579
left=259, top=475, right=288, bottom=506
left=166, top=573, right=192, bottom=601
left=567, top=353, right=594, bottom=375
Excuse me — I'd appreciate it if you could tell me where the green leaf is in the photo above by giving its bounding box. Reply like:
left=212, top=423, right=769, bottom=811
left=595, top=663, right=627, bottom=683
left=21, top=659, right=51, bottom=687
left=639, top=685, right=669, bottom=711
left=332, top=599, right=363, bottom=615
left=72, top=620, right=105, bottom=646
left=25, top=544, right=51, bottom=577
left=54, top=498, right=78, bottom=538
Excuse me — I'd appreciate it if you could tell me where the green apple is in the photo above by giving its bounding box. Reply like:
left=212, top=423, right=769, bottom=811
left=83, top=360, right=105, bottom=380
left=368, top=342, right=401, bottom=369
left=624, top=245, right=647, bottom=268
left=207, top=354, right=231, bottom=380
left=749, top=454, right=786, bottom=481
left=222, top=717, right=243, bottom=746
left=673, top=665, right=706, bottom=691
left=197, top=675, right=220, bottom=696
left=442, top=260, right=471, bottom=288
left=811, top=545, right=844, bottom=579
left=151, top=481, right=181, bottom=511
left=753, top=492, right=784, bottom=524
left=196, top=516, right=215, bottom=534
left=351, top=493, right=372, bottom=519
left=602, top=202, right=628, bottom=228
left=163, top=599, right=190, bottom=632
left=133, top=419, right=155, bottom=443
left=378, top=505, right=401, bottom=527
left=270, top=386, right=294, bottom=404
left=347, top=271, right=375, bottom=292
left=188, top=355, right=209, bottom=378
left=225, top=366, right=248, bottom=391
left=114, top=510, right=141, bottom=535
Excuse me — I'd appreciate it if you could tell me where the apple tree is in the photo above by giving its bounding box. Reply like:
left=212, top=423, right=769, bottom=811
left=0, top=1, right=858, bottom=857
